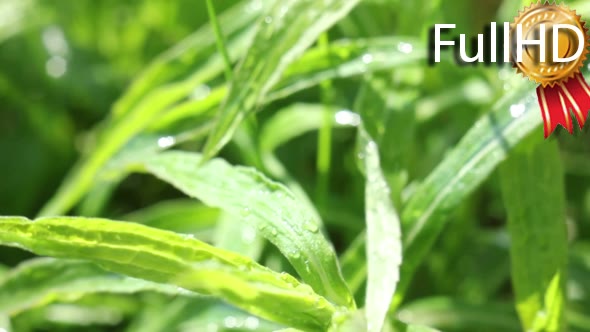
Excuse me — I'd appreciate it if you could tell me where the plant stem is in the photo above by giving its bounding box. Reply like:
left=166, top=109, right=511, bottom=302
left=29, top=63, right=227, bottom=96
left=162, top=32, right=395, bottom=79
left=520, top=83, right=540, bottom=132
left=316, top=32, right=334, bottom=207
left=206, top=0, right=233, bottom=82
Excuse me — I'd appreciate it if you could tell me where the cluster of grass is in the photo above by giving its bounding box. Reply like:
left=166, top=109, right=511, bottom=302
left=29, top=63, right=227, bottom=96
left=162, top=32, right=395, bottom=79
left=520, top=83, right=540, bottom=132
left=0, top=0, right=590, bottom=331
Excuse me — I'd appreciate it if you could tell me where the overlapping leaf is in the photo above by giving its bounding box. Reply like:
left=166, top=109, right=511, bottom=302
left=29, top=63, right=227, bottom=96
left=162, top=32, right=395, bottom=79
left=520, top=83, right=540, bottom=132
left=203, top=0, right=362, bottom=159
left=0, top=217, right=335, bottom=330
left=139, top=151, right=354, bottom=308
left=0, top=258, right=187, bottom=315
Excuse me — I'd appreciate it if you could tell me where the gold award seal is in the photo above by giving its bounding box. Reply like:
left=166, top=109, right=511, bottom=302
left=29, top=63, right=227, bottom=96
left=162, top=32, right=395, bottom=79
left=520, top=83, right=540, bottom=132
left=511, top=2, right=590, bottom=87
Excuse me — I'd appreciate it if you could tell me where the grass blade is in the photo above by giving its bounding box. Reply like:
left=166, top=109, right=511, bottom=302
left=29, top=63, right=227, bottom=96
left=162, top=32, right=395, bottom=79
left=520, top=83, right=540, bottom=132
left=202, top=0, right=361, bottom=160
left=0, top=258, right=186, bottom=315
left=396, top=83, right=541, bottom=305
left=500, top=138, right=568, bottom=331
left=37, top=5, right=259, bottom=217
left=339, top=232, right=367, bottom=296
left=0, top=216, right=336, bottom=330
left=40, top=35, right=424, bottom=217
left=360, top=128, right=402, bottom=332
left=205, top=0, right=233, bottom=83
left=259, top=104, right=357, bottom=154
left=112, top=0, right=268, bottom=120
left=140, top=151, right=354, bottom=308
left=270, top=37, right=424, bottom=102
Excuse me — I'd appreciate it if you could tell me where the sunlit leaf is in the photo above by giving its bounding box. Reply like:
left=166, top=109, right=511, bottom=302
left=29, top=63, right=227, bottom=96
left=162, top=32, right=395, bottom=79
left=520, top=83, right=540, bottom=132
left=359, top=127, right=402, bottom=332
left=213, top=212, right=265, bottom=260
left=270, top=37, right=424, bottom=102
left=139, top=151, right=354, bottom=308
left=0, top=258, right=186, bottom=315
left=203, top=0, right=362, bottom=160
left=0, top=216, right=336, bottom=330
left=396, top=82, right=541, bottom=306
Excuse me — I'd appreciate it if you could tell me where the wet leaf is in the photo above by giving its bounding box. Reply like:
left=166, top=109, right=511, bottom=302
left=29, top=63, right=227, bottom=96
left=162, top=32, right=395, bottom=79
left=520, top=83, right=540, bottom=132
left=360, top=128, right=402, bottom=332
left=140, top=151, right=354, bottom=308
left=203, top=0, right=361, bottom=159
left=0, top=258, right=186, bottom=315
left=0, top=216, right=336, bottom=330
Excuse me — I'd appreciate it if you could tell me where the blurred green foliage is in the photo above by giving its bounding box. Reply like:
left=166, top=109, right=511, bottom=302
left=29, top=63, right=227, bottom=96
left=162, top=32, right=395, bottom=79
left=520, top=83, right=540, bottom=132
left=1, top=0, right=590, bottom=331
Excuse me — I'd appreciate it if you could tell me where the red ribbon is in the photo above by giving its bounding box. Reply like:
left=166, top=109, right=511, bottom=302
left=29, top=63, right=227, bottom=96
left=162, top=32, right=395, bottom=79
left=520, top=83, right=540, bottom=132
left=536, top=73, right=590, bottom=138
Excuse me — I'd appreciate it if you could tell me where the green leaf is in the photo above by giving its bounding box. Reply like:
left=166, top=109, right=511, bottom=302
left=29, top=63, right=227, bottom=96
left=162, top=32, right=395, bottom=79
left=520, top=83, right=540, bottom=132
left=153, top=37, right=425, bottom=134
left=40, top=35, right=424, bottom=218
left=0, top=216, right=336, bottom=331
left=140, top=151, right=354, bottom=308
left=37, top=2, right=261, bottom=217
left=339, top=232, right=367, bottom=296
left=165, top=300, right=282, bottom=332
left=360, top=128, right=402, bottom=332
left=499, top=138, right=568, bottom=332
left=213, top=212, right=265, bottom=260
left=355, top=75, right=416, bottom=208
left=329, top=309, right=440, bottom=332
left=259, top=103, right=357, bottom=224
left=269, top=37, right=424, bottom=102
left=0, top=258, right=186, bottom=315
left=259, top=104, right=345, bottom=154
left=398, top=297, right=521, bottom=331
left=396, top=83, right=541, bottom=306
left=203, top=0, right=361, bottom=160
left=112, top=0, right=269, bottom=120
left=123, top=199, right=221, bottom=241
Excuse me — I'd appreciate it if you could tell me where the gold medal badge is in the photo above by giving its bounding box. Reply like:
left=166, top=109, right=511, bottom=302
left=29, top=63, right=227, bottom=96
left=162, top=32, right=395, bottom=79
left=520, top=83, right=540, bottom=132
left=511, top=2, right=590, bottom=137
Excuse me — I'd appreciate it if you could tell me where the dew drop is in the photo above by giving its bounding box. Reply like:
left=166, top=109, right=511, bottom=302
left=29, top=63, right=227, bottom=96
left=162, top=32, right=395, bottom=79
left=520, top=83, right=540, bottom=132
left=334, top=110, right=360, bottom=126
left=244, top=316, right=259, bottom=330
left=510, top=103, right=526, bottom=118
left=361, top=53, right=373, bottom=64
left=240, top=207, right=251, bottom=217
left=46, top=56, right=67, bottom=78
left=397, top=42, right=414, bottom=54
left=182, top=233, right=195, bottom=240
left=42, top=26, right=69, bottom=56
left=241, top=226, right=257, bottom=244
left=303, top=221, right=319, bottom=233
left=157, top=136, right=175, bottom=148
left=224, top=316, right=238, bottom=328
left=190, top=84, right=211, bottom=100
left=246, top=0, right=262, bottom=13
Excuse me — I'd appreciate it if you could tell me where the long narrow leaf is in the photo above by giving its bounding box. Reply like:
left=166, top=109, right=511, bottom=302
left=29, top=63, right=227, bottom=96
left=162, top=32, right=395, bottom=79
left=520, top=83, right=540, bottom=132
left=0, top=217, right=335, bottom=331
left=270, top=37, right=424, bottom=102
left=396, top=83, right=541, bottom=306
left=38, top=5, right=260, bottom=217
left=139, top=151, right=354, bottom=308
left=0, top=258, right=187, bottom=315
left=203, top=0, right=361, bottom=160
left=360, top=128, right=402, bottom=332
left=500, top=138, right=568, bottom=331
